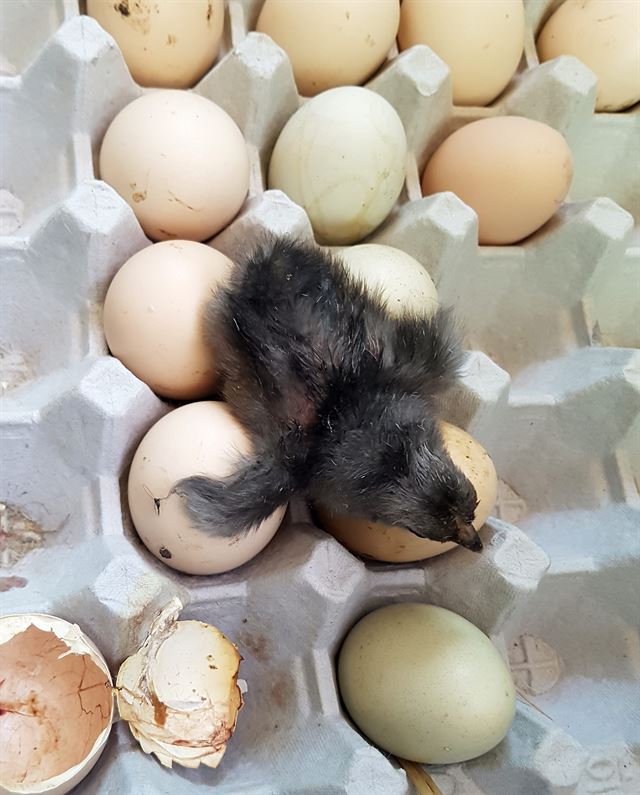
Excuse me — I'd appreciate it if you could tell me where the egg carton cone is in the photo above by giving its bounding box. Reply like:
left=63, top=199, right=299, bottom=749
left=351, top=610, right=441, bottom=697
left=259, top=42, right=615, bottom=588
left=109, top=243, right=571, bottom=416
left=1, top=1, right=639, bottom=794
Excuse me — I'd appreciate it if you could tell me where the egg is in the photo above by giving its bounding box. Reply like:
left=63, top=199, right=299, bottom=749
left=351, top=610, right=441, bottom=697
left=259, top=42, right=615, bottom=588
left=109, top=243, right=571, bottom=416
left=0, top=614, right=113, bottom=795
left=256, top=0, right=400, bottom=96
left=103, top=241, right=232, bottom=400
left=99, top=91, right=249, bottom=242
left=87, top=0, right=224, bottom=88
left=537, top=0, right=640, bottom=112
left=316, top=422, right=497, bottom=562
left=398, top=0, right=525, bottom=106
left=422, top=116, right=573, bottom=245
left=339, top=243, right=438, bottom=318
left=116, top=598, right=243, bottom=770
left=128, top=401, right=285, bottom=575
left=338, top=603, right=516, bottom=763
left=269, top=87, right=407, bottom=244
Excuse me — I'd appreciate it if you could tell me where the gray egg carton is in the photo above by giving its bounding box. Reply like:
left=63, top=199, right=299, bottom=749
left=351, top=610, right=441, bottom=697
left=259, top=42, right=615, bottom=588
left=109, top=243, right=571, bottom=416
left=1, top=1, right=638, bottom=793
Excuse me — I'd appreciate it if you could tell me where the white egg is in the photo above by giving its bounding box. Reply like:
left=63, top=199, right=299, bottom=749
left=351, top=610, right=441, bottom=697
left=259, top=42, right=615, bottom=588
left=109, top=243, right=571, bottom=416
left=0, top=614, right=113, bottom=795
left=99, top=91, right=249, bottom=242
left=127, top=401, right=285, bottom=575
left=339, top=243, right=438, bottom=318
left=87, top=0, right=225, bottom=88
left=103, top=241, right=232, bottom=401
left=338, top=603, right=516, bottom=764
left=268, top=86, right=407, bottom=245
left=116, top=598, right=243, bottom=770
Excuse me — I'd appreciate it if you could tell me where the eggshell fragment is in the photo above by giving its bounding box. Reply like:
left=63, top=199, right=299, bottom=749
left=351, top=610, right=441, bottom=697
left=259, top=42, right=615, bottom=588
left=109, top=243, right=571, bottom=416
left=537, top=0, right=640, bottom=112
left=398, top=0, right=525, bottom=106
left=87, top=0, right=224, bottom=88
left=339, top=243, right=438, bottom=318
left=103, top=241, right=232, bottom=400
left=99, top=91, right=249, bottom=242
left=115, top=598, right=242, bottom=770
left=0, top=614, right=113, bottom=795
left=268, top=86, right=407, bottom=245
left=422, top=116, right=573, bottom=245
left=338, top=603, right=516, bottom=763
left=316, top=422, right=497, bottom=562
left=128, top=401, right=285, bottom=575
left=256, top=0, right=400, bottom=96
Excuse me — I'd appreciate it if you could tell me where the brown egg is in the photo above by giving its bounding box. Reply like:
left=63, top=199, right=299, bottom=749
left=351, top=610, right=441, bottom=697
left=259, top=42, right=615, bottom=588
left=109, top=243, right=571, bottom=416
left=128, top=401, right=286, bottom=575
left=421, top=116, right=573, bottom=245
left=316, top=422, right=497, bottom=562
left=103, top=241, right=232, bottom=401
left=256, top=0, right=400, bottom=97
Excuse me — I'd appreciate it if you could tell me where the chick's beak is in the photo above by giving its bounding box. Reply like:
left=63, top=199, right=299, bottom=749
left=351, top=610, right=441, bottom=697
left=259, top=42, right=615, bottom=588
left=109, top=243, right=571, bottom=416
left=455, top=518, right=483, bottom=552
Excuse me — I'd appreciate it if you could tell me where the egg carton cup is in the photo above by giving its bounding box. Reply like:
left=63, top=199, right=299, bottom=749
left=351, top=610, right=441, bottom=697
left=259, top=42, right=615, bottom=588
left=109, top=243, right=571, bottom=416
left=1, top=1, right=639, bottom=793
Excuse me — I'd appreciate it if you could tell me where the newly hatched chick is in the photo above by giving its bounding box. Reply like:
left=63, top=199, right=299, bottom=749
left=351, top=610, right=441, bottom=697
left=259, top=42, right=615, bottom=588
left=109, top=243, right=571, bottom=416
left=175, top=237, right=482, bottom=551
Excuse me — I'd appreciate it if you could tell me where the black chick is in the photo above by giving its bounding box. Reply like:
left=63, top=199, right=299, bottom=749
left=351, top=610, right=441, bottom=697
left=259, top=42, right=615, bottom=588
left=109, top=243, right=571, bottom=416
left=174, top=236, right=482, bottom=551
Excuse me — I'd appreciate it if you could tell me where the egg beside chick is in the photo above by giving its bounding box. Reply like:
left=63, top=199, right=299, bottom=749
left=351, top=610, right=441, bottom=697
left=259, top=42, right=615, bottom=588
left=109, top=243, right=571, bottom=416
left=127, top=401, right=286, bottom=575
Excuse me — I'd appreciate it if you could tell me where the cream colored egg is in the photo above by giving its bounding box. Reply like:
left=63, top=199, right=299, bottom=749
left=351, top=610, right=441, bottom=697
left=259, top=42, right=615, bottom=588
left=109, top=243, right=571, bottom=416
left=422, top=116, right=573, bottom=245
left=256, top=0, right=400, bottom=96
left=0, top=614, right=113, bottom=795
left=537, top=0, right=640, bottom=112
left=339, top=243, right=438, bottom=318
left=338, top=603, right=516, bottom=763
left=99, top=91, right=249, bottom=242
left=317, top=422, right=497, bottom=562
left=398, top=0, right=525, bottom=106
left=103, top=241, right=231, bottom=400
left=269, top=87, right=407, bottom=244
left=128, top=401, right=285, bottom=575
left=87, top=0, right=224, bottom=88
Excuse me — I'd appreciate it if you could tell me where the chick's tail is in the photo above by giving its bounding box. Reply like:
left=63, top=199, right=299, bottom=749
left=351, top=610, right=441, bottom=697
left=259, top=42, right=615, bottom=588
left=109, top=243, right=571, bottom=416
left=172, top=454, right=293, bottom=537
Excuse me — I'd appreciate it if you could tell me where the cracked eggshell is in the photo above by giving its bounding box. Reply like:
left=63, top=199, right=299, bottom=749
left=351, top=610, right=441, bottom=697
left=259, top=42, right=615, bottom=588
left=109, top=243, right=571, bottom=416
left=316, top=422, right=497, bottom=562
left=337, top=603, right=516, bottom=764
left=127, top=401, right=286, bottom=574
left=339, top=243, right=438, bottom=318
left=87, top=0, right=224, bottom=89
left=115, top=599, right=243, bottom=770
left=0, top=614, right=113, bottom=795
left=103, top=241, right=233, bottom=400
left=268, top=86, right=407, bottom=245
left=99, top=91, right=249, bottom=242
left=256, top=0, right=400, bottom=97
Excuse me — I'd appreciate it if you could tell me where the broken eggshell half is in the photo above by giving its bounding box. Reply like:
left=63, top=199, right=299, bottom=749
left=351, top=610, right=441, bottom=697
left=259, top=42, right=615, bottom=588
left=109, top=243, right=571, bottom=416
left=0, top=600, right=244, bottom=792
left=0, top=614, right=113, bottom=795
left=115, top=597, right=244, bottom=770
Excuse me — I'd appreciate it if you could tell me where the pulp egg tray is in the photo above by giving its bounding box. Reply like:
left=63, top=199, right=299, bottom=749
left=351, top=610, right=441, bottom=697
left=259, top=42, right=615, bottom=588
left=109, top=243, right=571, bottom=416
left=1, top=1, right=639, bottom=793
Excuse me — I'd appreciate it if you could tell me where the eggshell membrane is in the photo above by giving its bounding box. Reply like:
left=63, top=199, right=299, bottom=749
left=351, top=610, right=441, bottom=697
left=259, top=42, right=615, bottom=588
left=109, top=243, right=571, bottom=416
left=268, top=86, right=407, bottom=245
left=337, top=603, right=516, bottom=763
left=316, top=422, right=497, bottom=562
left=398, top=0, right=525, bottom=106
left=103, top=241, right=232, bottom=400
left=87, top=0, right=224, bottom=89
left=422, top=116, right=573, bottom=245
left=537, top=0, right=640, bottom=112
left=127, top=401, right=285, bottom=574
left=0, top=614, right=113, bottom=795
left=99, top=91, right=249, bottom=242
left=256, top=0, right=400, bottom=96
left=339, top=243, right=438, bottom=318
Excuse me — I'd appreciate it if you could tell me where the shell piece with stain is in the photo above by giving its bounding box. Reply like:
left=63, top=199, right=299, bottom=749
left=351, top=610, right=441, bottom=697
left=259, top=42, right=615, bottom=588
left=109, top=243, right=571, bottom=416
left=115, top=598, right=243, bottom=770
